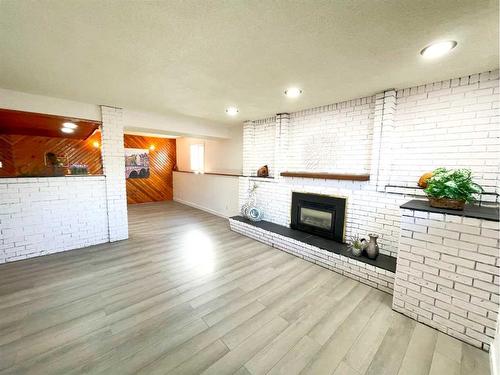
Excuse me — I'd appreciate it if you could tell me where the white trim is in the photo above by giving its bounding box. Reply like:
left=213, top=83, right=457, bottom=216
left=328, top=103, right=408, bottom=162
left=173, top=197, right=228, bottom=218
left=491, top=339, right=499, bottom=375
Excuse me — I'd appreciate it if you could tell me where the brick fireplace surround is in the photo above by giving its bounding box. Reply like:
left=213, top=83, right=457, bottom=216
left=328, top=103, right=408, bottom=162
left=230, top=70, right=500, bottom=351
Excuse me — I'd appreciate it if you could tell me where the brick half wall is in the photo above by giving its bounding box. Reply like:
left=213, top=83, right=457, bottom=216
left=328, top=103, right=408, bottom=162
left=393, top=208, right=499, bottom=351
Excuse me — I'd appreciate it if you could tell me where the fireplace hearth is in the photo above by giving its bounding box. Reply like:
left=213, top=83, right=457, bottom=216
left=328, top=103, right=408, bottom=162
left=290, top=192, right=346, bottom=242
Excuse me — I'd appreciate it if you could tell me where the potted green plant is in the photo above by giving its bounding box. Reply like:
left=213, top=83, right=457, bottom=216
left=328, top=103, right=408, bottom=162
left=424, top=168, right=483, bottom=210
left=347, top=234, right=366, bottom=257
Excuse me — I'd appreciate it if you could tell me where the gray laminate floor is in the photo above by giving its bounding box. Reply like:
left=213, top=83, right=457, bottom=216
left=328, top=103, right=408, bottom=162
left=0, top=201, right=491, bottom=374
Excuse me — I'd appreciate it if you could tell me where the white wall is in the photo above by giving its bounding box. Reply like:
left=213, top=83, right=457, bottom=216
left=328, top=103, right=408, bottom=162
left=0, top=176, right=109, bottom=263
left=244, top=71, right=499, bottom=190
left=173, top=172, right=239, bottom=217
left=123, top=109, right=232, bottom=139
left=0, top=88, right=101, bottom=121
left=390, top=72, right=500, bottom=191
left=176, top=126, right=243, bottom=174
left=492, top=322, right=500, bottom=375
left=243, top=117, right=276, bottom=177
left=0, top=88, right=232, bottom=139
left=240, top=70, right=499, bottom=257
left=287, top=97, right=375, bottom=175
left=173, top=126, right=243, bottom=217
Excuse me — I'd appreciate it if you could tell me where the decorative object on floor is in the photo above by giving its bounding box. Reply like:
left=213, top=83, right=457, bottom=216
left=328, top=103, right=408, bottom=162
left=347, top=234, right=366, bottom=257
left=424, top=167, right=483, bottom=210
left=243, top=183, right=257, bottom=210
left=366, top=234, right=379, bottom=259
left=417, top=171, right=433, bottom=188
left=257, top=165, right=269, bottom=177
left=125, top=148, right=150, bottom=179
left=241, top=183, right=263, bottom=221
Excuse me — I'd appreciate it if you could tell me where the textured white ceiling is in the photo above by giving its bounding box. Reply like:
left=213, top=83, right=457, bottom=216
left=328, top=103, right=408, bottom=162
left=0, top=0, right=498, bottom=126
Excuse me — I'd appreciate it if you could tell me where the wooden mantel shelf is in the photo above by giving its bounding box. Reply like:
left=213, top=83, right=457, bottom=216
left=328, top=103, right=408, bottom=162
left=280, top=171, right=370, bottom=181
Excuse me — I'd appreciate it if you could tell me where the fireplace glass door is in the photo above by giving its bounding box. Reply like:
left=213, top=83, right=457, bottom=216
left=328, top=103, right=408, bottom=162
left=299, top=207, right=334, bottom=231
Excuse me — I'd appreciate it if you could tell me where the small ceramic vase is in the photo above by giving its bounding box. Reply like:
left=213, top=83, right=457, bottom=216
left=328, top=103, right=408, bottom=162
left=366, top=234, right=379, bottom=259
left=351, top=246, right=363, bottom=257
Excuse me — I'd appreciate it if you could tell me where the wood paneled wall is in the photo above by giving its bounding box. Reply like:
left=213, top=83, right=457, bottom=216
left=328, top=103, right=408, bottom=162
left=0, top=136, right=15, bottom=176
left=124, top=134, right=176, bottom=204
left=0, top=132, right=102, bottom=177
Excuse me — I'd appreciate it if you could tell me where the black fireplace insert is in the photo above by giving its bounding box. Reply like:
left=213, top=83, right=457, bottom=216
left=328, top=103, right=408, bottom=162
left=290, top=192, right=346, bottom=242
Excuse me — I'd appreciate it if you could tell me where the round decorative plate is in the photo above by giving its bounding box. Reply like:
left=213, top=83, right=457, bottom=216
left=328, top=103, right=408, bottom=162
left=248, top=207, right=263, bottom=222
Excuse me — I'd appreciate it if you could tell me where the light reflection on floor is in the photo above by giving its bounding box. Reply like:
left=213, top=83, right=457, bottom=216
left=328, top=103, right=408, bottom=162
left=180, top=229, right=215, bottom=276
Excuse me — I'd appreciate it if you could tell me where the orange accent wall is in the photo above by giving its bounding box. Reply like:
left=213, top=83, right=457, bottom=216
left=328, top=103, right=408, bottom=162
left=124, top=134, right=176, bottom=204
left=0, top=132, right=102, bottom=177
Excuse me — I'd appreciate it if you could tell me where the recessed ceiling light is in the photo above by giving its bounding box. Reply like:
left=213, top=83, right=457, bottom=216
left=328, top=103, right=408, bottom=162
left=284, top=87, right=302, bottom=98
left=226, top=107, right=239, bottom=116
left=63, top=122, right=78, bottom=129
left=420, top=41, right=457, bottom=59
left=61, top=127, right=75, bottom=134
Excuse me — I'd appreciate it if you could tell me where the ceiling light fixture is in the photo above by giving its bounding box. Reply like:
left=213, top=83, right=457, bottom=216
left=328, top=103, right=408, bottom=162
left=284, top=87, right=302, bottom=98
left=62, top=122, right=78, bottom=129
left=225, top=107, right=239, bottom=116
left=61, top=127, right=75, bottom=134
left=420, top=41, right=457, bottom=59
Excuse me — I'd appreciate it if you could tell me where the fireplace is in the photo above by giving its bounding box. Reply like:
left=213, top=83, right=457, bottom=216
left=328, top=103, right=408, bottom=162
left=290, top=192, right=346, bottom=242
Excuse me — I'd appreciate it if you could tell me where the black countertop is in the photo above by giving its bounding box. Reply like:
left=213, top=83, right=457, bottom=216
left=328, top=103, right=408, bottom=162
left=401, top=199, right=499, bottom=222
left=230, top=216, right=397, bottom=273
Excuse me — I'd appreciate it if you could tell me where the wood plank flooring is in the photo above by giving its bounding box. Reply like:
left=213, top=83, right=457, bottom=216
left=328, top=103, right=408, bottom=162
left=0, top=201, right=491, bottom=374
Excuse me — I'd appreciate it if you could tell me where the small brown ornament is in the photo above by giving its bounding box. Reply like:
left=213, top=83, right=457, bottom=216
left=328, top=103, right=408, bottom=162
left=257, top=165, right=269, bottom=177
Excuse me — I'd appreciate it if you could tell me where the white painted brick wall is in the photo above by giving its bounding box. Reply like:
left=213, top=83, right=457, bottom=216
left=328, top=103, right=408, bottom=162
left=242, top=117, right=276, bottom=177
left=393, top=209, right=499, bottom=351
left=240, top=70, right=499, bottom=257
left=286, top=97, right=375, bottom=174
left=0, top=177, right=109, bottom=263
left=391, top=70, right=500, bottom=192
left=238, top=176, right=410, bottom=257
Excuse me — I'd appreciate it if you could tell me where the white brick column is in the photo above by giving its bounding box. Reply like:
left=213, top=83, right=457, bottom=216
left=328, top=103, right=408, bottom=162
left=393, top=208, right=499, bottom=351
left=371, top=89, right=396, bottom=191
left=274, top=113, right=290, bottom=178
left=242, top=120, right=255, bottom=177
left=101, top=106, right=129, bottom=242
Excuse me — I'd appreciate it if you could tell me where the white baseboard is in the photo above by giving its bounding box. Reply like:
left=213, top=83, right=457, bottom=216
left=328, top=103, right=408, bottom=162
left=173, top=197, right=230, bottom=218
left=491, top=341, right=499, bottom=375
